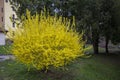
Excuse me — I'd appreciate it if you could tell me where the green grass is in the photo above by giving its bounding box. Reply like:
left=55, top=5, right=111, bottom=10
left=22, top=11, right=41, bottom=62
left=0, top=45, right=11, bottom=55
left=0, top=53, right=120, bottom=80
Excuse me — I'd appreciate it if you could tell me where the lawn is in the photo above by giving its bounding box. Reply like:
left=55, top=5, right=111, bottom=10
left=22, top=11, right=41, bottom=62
left=0, top=45, right=11, bottom=55
left=0, top=53, right=120, bottom=80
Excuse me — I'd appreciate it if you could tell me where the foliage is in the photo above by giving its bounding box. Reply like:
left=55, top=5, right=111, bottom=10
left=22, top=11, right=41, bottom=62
left=10, top=0, right=120, bottom=54
left=77, top=0, right=101, bottom=54
left=7, top=10, right=85, bottom=70
left=97, top=0, right=114, bottom=53
left=111, top=0, right=120, bottom=44
left=9, top=0, right=50, bottom=18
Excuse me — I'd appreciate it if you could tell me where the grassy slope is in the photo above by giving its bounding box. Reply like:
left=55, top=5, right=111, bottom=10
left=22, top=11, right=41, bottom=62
left=0, top=53, right=120, bottom=80
left=0, top=45, right=11, bottom=55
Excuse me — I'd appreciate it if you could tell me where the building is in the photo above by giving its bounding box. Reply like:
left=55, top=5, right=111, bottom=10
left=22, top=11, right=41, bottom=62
left=0, top=0, right=16, bottom=45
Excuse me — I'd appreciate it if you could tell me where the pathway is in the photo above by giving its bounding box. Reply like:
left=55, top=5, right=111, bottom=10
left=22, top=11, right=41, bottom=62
left=0, top=55, right=15, bottom=62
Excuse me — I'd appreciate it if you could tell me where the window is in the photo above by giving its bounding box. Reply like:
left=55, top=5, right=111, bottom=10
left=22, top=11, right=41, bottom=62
left=12, top=6, right=15, bottom=11
left=1, top=8, right=3, bottom=12
left=6, top=0, right=8, bottom=3
left=12, top=14, right=15, bottom=27
left=13, top=22, right=15, bottom=27
left=1, top=17, right=3, bottom=22
left=12, top=14, right=15, bottom=20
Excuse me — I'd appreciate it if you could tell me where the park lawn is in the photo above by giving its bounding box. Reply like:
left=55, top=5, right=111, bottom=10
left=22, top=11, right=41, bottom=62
left=0, top=45, right=11, bottom=55
left=0, top=53, right=120, bottom=80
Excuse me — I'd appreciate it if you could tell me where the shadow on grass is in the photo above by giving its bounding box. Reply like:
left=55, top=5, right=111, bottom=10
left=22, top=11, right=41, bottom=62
left=2, top=61, right=75, bottom=80
left=22, top=68, right=74, bottom=80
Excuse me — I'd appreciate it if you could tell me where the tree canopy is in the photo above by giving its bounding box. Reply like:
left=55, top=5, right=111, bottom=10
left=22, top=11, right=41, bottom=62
left=10, top=0, right=120, bottom=54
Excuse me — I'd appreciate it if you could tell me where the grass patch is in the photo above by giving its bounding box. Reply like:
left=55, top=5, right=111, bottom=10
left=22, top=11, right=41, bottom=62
left=0, top=45, right=11, bottom=55
left=0, top=53, right=120, bottom=80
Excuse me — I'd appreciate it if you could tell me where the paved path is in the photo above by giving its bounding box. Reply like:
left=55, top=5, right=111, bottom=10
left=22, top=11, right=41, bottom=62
left=0, top=55, right=15, bottom=62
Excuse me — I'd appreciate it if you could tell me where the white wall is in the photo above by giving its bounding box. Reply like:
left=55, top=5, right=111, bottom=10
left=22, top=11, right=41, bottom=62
left=4, top=0, right=16, bottom=30
left=0, top=33, right=5, bottom=45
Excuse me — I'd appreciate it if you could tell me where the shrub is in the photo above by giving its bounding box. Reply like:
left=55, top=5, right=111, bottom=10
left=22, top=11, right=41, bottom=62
left=8, top=10, right=85, bottom=70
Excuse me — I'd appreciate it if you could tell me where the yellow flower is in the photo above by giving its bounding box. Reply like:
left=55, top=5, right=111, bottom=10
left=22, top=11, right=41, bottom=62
left=8, top=9, right=85, bottom=70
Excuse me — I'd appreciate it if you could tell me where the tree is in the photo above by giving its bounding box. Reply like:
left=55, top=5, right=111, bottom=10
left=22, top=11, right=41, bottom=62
left=54, top=0, right=101, bottom=54
left=10, top=0, right=119, bottom=54
left=9, top=0, right=53, bottom=18
left=111, top=0, right=120, bottom=44
left=74, top=0, right=101, bottom=54
left=100, top=0, right=114, bottom=53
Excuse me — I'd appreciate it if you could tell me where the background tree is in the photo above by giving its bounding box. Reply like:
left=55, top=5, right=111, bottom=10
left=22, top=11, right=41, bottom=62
left=111, top=0, right=120, bottom=44
left=74, top=0, right=102, bottom=54
left=10, top=0, right=120, bottom=54
left=10, top=0, right=101, bottom=54
left=100, top=0, right=114, bottom=53
left=9, top=0, right=53, bottom=18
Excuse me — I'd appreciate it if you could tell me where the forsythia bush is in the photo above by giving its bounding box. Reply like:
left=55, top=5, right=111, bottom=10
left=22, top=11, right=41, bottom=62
left=8, top=10, right=85, bottom=70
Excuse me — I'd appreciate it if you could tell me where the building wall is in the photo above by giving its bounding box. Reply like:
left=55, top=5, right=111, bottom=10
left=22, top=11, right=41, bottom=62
left=0, top=0, right=4, bottom=29
left=0, top=0, right=17, bottom=45
left=0, top=0, right=5, bottom=45
left=4, top=0, right=16, bottom=30
left=0, top=33, right=5, bottom=45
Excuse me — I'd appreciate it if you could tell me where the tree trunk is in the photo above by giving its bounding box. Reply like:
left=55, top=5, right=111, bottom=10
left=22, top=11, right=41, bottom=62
left=105, top=37, right=109, bottom=54
left=92, top=31, right=99, bottom=54
left=92, top=38, right=99, bottom=54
